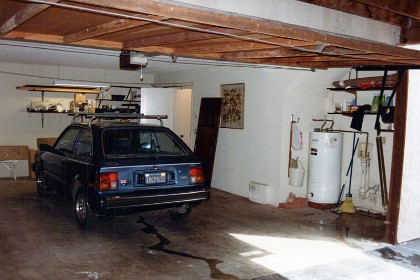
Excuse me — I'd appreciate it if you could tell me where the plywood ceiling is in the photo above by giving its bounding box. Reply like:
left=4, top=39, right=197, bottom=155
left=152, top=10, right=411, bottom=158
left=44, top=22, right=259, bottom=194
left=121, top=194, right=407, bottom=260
left=1, top=0, right=419, bottom=70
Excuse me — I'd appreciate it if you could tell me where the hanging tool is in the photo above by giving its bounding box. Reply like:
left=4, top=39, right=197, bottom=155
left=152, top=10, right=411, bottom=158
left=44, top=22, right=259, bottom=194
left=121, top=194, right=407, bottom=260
left=376, top=136, right=388, bottom=209
left=288, top=115, right=300, bottom=177
left=339, top=134, right=358, bottom=214
left=333, top=135, right=359, bottom=213
left=374, top=69, right=405, bottom=211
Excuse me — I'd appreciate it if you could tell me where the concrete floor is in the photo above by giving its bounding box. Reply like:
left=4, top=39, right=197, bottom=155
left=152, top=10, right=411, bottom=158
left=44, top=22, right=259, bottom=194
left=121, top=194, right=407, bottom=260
left=0, top=179, right=419, bottom=280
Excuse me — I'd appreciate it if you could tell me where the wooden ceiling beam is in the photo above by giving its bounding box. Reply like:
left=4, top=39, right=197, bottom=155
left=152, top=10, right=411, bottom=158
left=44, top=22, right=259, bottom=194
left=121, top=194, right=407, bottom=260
left=4, top=31, right=123, bottom=50
left=176, top=39, right=417, bottom=65
left=221, top=45, right=372, bottom=59
left=127, top=46, right=267, bottom=63
left=123, top=45, right=177, bottom=55
left=64, top=16, right=165, bottom=43
left=174, top=37, right=314, bottom=54
left=297, top=0, right=402, bottom=26
left=124, top=27, right=246, bottom=48
left=73, top=39, right=123, bottom=49
left=221, top=48, right=315, bottom=59
left=353, top=0, right=420, bottom=20
left=253, top=49, right=420, bottom=67
left=4, top=31, right=63, bottom=43
left=259, top=55, right=420, bottom=64
left=401, top=18, right=420, bottom=45
left=401, top=26, right=420, bottom=45
left=68, top=0, right=420, bottom=61
left=305, top=45, right=372, bottom=55
left=0, top=0, right=60, bottom=36
left=271, top=60, right=408, bottom=68
left=131, top=46, right=223, bottom=60
left=259, top=56, right=362, bottom=64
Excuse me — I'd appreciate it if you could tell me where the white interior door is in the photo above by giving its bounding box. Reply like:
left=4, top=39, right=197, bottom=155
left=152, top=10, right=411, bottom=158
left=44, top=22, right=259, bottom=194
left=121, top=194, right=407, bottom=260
left=141, top=88, right=175, bottom=129
left=173, top=88, right=192, bottom=148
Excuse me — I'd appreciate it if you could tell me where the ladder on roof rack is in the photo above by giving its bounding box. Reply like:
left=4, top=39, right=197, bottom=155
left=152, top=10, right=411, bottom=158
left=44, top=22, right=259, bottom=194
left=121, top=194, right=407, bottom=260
left=68, top=113, right=168, bottom=127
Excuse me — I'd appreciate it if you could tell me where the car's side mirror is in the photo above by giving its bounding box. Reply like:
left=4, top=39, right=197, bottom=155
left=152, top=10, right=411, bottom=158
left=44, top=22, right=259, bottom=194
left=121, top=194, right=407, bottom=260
left=39, top=143, right=53, bottom=152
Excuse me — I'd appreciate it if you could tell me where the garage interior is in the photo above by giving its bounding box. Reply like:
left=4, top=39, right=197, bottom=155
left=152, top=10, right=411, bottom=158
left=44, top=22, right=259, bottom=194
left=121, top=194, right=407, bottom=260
left=0, top=1, right=420, bottom=279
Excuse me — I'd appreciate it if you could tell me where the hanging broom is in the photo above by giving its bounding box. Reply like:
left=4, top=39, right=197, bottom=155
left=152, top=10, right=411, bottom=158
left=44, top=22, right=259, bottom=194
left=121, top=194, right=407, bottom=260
left=339, top=134, right=358, bottom=214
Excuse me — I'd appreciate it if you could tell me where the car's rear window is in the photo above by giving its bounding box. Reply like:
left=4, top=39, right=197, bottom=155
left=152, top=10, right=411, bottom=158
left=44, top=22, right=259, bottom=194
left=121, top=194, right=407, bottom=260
left=102, top=129, right=189, bottom=158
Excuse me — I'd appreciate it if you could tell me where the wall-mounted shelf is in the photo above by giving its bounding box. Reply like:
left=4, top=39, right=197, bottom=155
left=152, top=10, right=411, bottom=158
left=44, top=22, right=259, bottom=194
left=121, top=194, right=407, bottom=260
left=18, top=84, right=142, bottom=127
left=327, top=86, right=395, bottom=95
left=16, top=85, right=101, bottom=94
left=95, top=98, right=141, bottom=103
left=26, top=110, right=68, bottom=114
left=328, top=112, right=376, bottom=117
left=18, top=84, right=102, bottom=128
left=329, top=71, right=398, bottom=134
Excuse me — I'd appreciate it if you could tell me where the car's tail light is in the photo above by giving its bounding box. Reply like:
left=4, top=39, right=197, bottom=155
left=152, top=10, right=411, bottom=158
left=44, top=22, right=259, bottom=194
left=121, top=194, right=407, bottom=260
left=190, top=167, right=204, bottom=184
left=99, top=172, right=118, bottom=190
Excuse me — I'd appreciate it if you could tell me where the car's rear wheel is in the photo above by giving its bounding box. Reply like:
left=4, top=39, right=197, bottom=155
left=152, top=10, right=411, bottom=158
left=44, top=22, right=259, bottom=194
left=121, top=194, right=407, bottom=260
left=36, top=172, right=49, bottom=198
left=75, top=189, right=96, bottom=230
left=168, top=204, right=192, bottom=220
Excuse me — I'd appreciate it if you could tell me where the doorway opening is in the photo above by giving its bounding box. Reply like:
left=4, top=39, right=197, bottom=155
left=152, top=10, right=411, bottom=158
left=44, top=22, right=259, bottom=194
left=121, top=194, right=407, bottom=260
left=174, top=88, right=193, bottom=148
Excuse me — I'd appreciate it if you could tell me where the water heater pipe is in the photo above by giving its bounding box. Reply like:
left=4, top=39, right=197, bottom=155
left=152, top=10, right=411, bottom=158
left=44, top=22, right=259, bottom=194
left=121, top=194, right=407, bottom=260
left=312, top=118, right=334, bottom=131
left=331, top=130, right=369, bottom=159
left=360, top=158, right=370, bottom=198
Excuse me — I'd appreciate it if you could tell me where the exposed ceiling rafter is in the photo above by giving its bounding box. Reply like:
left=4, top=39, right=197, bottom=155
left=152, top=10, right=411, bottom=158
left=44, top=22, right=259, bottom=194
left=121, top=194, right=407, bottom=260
left=0, top=0, right=59, bottom=36
left=353, top=0, right=419, bottom=20
left=0, top=0, right=419, bottom=70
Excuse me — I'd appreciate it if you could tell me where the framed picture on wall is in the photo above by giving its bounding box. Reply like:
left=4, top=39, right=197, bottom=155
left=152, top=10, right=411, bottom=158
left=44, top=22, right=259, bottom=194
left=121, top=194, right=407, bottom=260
left=220, top=83, right=245, bottom=129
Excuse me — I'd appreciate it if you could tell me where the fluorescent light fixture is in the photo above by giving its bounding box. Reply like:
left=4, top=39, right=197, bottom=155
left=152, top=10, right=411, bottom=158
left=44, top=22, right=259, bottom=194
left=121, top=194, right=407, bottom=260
left=54, top=80, right=111, bottom=88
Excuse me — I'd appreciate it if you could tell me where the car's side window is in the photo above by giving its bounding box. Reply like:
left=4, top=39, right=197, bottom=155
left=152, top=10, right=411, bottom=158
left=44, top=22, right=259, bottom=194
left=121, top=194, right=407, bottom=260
left=74, top=129, right=92, bottom=158
left=54, top=128, right=81, bottom=153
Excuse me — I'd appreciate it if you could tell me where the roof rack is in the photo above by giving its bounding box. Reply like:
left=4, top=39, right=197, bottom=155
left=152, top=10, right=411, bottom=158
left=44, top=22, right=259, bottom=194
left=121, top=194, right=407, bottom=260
left=68, top=113, right=168, bottom=127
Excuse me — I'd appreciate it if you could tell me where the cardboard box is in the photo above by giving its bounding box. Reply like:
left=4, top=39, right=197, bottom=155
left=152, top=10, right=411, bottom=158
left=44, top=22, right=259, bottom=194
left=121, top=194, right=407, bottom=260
left=74, top=93, right=87, bottom=105
left=37, top=137, right=57, bottom=148
left=0, top=146, right=29, bottom=161
left=28, top=149, right=37, bottom=179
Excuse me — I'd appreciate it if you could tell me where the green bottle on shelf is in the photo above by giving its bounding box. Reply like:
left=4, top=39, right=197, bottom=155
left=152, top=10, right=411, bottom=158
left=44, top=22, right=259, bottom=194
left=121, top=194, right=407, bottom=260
left=372, top=94, right=379, bottom=113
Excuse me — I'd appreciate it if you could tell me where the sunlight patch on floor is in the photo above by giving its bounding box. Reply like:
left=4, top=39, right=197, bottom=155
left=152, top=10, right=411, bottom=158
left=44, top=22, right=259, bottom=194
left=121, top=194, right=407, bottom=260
left=232, top=234, right=361, bottom=272
left=231, top=233, right=420, bottom=280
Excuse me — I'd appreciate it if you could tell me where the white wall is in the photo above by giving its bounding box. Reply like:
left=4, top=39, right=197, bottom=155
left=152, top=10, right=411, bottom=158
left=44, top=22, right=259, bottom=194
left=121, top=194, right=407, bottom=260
left=397, top=69, right=420, bottom=243
left=175, top=0, right=399, bottom=44
left=155, top=67, right=347, bottom=204
left=0, top=62, right=152, bottom=178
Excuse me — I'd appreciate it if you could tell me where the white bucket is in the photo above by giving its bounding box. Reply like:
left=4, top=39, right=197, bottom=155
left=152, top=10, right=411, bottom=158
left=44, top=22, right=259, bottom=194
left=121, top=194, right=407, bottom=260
left=289, top=161, right=305, bottom=187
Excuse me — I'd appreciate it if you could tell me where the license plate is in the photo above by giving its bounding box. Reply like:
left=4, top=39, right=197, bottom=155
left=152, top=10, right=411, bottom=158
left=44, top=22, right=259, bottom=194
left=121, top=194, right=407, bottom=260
left=145, top=172, right=166, bottom=184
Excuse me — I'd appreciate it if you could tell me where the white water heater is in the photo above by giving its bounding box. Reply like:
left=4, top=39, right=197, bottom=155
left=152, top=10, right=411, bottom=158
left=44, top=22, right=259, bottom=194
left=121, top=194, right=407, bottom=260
left=307, top=132, right=343, bottom=204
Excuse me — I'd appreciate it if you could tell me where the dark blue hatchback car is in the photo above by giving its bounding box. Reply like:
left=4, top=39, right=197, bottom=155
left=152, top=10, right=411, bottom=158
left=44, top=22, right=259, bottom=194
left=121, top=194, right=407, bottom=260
left=33, top=117, right=209, bottom=229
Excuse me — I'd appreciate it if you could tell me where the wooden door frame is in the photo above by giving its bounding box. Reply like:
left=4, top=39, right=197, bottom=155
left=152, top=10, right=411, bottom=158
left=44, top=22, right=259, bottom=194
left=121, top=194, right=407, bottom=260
left=386, top=71, right=408, bottom=244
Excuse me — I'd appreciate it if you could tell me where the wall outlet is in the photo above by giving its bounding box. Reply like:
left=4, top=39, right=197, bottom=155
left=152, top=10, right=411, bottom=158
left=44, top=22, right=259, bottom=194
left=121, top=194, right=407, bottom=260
left=382, top=137, right=386, bottom=145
